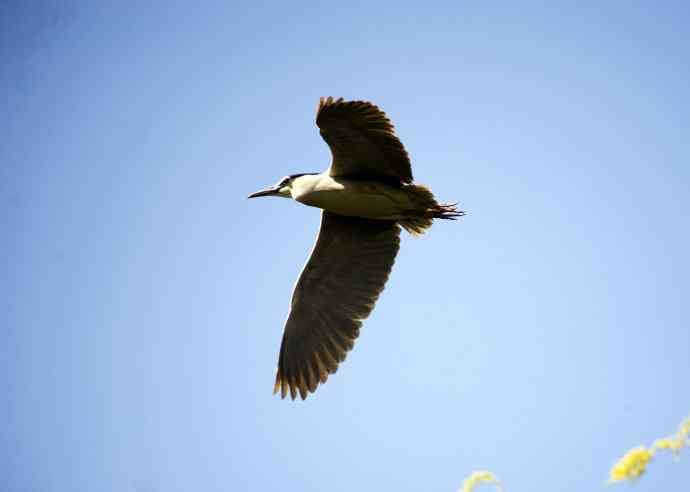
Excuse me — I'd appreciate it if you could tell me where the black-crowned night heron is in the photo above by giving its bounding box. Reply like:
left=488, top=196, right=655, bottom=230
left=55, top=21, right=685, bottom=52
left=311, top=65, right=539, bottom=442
left=249, top=97, right=463, bottom=400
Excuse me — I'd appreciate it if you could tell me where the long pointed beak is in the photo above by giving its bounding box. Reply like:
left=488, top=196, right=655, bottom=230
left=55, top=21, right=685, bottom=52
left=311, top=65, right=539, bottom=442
left=247, top=187, right=279, bottom=198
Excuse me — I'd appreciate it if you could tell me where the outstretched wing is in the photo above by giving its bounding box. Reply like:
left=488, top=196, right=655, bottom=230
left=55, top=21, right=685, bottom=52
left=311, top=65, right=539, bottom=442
left=274, top=211, right=401, bottom=400
left=316, top=97, right=413, bottom=185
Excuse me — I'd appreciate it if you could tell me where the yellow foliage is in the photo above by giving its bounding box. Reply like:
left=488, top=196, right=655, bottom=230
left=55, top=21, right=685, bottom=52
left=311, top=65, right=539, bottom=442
left=459, top=471, right=502, bottom=492
left=653, top=437, right=685, bottom=454
left=607, top=446, right=655, bottom=482
left=456, top=415, right=689, bottom=490
left=608, top=414, right=689, bottom=484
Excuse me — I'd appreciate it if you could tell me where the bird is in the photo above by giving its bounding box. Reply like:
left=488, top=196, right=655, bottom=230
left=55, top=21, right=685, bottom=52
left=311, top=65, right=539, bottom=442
left=249, top=97, right=463, bottom=400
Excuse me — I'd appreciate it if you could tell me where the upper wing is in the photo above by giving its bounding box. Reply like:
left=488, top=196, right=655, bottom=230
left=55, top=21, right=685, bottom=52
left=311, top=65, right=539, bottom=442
left=274, top=211, right=401, bottom=400
left=316, top=97, right=413, bottom=185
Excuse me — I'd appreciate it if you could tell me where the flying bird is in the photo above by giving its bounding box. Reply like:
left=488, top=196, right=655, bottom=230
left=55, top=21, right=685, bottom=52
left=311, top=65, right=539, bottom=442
left=249, top=97, right=463, bottom=400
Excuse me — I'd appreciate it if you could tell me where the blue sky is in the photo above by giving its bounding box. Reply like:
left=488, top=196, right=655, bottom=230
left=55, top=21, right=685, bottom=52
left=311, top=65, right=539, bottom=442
left=3, top=2, right=689, bottom=491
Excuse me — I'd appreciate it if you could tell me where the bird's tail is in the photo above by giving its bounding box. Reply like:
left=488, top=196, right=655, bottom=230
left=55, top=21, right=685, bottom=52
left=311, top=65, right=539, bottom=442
left=399, top=184, right=465, bottom=236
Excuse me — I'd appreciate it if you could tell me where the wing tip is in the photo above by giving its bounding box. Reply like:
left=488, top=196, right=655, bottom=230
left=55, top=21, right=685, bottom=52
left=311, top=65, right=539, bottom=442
left=273, top=371, right=308, bottom=400
left=317, top=96, right=345, bottom=115
left=273, top=355, right=338, bottom=401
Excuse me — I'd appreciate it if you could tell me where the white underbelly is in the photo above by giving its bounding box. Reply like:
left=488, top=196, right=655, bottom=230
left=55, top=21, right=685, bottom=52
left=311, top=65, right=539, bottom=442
left=294, top=179, right=412, bottom=220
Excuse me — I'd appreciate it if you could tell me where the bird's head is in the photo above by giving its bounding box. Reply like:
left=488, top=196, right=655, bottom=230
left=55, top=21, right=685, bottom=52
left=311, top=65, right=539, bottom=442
left=248, top=173, right=314, bottom=199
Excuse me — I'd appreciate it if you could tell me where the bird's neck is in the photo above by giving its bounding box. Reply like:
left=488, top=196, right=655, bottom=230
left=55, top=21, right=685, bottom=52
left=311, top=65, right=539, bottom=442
left=291, top=172, right=334, bottom=199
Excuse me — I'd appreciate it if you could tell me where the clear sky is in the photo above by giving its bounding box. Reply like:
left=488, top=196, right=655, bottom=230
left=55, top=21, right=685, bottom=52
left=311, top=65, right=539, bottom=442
left=3, top=2, right=689, bottom=491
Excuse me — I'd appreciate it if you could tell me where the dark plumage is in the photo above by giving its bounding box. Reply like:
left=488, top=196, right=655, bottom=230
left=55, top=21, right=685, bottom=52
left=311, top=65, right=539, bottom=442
left=249, top=97, right=463, bottom=400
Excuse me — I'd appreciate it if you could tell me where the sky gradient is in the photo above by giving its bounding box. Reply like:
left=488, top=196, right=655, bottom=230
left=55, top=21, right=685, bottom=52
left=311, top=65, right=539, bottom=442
left=3, top=2, right=690, bottom=491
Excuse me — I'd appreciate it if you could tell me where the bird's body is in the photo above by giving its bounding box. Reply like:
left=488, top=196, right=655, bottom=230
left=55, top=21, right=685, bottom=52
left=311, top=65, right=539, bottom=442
left=291, top=173, right=431, bottom=223
left=249, top=97, right=463, bottom=400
